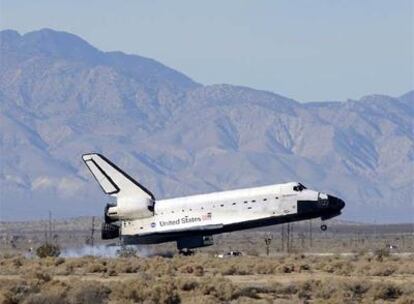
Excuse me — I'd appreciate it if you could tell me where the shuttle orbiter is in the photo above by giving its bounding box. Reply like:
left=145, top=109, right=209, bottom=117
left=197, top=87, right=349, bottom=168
left=82, top=153, right=345, bottom=252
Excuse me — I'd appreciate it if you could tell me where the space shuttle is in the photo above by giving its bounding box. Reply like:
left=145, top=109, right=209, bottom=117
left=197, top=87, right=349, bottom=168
left=82, top=153, right=345, bottom=252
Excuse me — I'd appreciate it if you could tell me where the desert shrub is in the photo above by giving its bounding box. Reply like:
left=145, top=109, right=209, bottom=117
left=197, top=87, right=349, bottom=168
left=236, top=286, right=260, bottom=299
left=186, top=295, right=218, bottom=304
left=277, top=263, right=295, bottom=273
left=369, top=282, right=402, bottom=301
left=193, top=265, right=204, bottom=276
left=6, top=280, right=37, bottom=303
left=34, top=271, right=52, bottom=284
left=146, top=256, right=176, bottom=277
left=2, top=277, right=66, bottom=304
left=177, top=278, right=199, bottom=291
left=39, top=257, right=60, bottom=268
left=42, top=279, right=69, bottom=298
left=344, top=280, right=370, bottom=300
left=374, top=248, right=390, bottom=261
left=216, top=260, right=253, bottom=276
left=369, top=264, right=396, bottom=276
left=86, top=261, right=107, bottom=273
left=240, top=263, right=254, bottom=275
left=109, top=275, right=181, bottom=304
left=0, top=253, right=14, bottom=259
left=66, top=281, right=110, bottom=304
left=296, top=280, right=320, bottom=301
left=63, top=264, right=75, bottom=275
left=24, top=270, right=52, bottom=287
left=54, top=257, right=65, bottom=266
left=322, top=260, right=353, bottom=275
left=147, top=279, right=181, bottom=304
left=0, top=290, right=14, bottom=304
left=109, top=279, right=143, bottom=302
left=116, top=246, right=137, bottom=258
left=299, top=263, right=311, bottom=271
left=22, top=292, right=66, bottom=304
left=271, top=282, right=298, bottom=295
left=123, top=263, right=140, bottom=273
left=36, top=243, right=61, bottom=258
left=354, top=261, right=372, bottom=276
left=398, top=261, right=414, bottom=275
left=337, top=260, right=354, bottom=276
left=64, top=257, right=89, bottom=270
left=199, top=276, right=238, bottom=301
left=399, top=282, right=414, bottom=298
left=261, top=263, right=278, bottom=274
left=0, top=257, right=29, bottom=275
left=396, top=295, right=414, bottom=304
left=220, top=264, right=238, bottom=275
left=106, top=258, right=141, bottom=274
left=293, top=254, right=307, bottom=261
left=106, top=267, right=118, bottom=276
left=12, top=257, right=24, bottom=268
left=313, top=279, right=338, bottom=300
left=181, top=265, right=195, bottom=274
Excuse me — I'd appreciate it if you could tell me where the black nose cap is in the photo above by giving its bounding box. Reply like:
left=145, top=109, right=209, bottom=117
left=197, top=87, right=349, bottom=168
left=328, top=195, right=345, bottom=211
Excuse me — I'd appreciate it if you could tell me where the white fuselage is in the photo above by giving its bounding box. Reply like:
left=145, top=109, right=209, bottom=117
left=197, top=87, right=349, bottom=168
left=83, top=153, right=344, bottom=248
left=120, top=182, right=320, bottom=237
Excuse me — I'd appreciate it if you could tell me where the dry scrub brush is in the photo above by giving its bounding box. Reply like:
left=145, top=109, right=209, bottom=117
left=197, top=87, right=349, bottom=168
left=1, top=253, right=414, bottom=277
left=0, top=253, right=414, bottom=303
left=0, top=274, right=413, bottom=303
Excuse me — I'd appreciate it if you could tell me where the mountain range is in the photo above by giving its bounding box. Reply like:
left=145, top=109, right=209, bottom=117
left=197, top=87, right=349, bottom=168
left=0, top=29, right=413, bottom=222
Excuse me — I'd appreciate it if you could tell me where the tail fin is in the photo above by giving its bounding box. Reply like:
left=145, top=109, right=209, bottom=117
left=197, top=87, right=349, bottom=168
left=82, top=153, right=155, bottom=201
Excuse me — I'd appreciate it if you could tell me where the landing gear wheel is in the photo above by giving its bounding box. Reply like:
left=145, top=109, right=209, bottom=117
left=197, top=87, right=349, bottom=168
left=178, top=249, right=194, bottom=256
left=320, top=224, right=327, bottom=231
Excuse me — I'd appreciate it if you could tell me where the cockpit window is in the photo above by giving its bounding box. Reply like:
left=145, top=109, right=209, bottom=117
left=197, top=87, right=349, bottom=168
left=293, top=183, right=307, bottom=192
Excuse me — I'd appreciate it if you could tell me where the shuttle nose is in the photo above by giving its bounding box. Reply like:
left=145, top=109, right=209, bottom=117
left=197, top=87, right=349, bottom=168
left=327, top=195, right=345, bottom=211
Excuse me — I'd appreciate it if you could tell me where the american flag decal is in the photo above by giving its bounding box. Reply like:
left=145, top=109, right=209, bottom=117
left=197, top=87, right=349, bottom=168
left=202, top=212, right=212, bottom=221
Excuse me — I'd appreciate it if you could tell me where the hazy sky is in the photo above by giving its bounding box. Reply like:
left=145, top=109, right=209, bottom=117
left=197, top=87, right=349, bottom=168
left=1, top=0, right=412, bottom=101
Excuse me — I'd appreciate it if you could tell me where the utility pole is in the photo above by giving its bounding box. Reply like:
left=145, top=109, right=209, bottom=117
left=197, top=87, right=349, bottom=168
left=264, top=233, right=273, bottom=256
left=309, top=219, right=313, bottom=249
left=287, top=223, right=291, bottom=253
left=46, top=210, right=53, bottom=244
left=44, top=226, right=48, bottom=244
left=299, top=233, right=305, bottom=250
left=281, top=224, right=285, bottom=252
left=90, top=217, right=95, bottom=248
left=85, top=217, right=96, bottom=254
left=401, top=235, right=405, bottom=251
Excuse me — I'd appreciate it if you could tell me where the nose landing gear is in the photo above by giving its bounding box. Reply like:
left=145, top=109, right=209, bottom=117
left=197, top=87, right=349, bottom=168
left=320, top=224, right=327, bottom=231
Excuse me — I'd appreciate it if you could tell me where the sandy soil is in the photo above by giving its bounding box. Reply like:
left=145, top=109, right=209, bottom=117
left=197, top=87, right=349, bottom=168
left=1, top=271, right=412, bottom=285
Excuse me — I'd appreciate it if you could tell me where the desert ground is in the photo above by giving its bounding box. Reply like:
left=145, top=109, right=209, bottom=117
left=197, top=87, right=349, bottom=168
left=0, top=218, right=413, bottom=303
left=0, top=252, right=413, bottom=303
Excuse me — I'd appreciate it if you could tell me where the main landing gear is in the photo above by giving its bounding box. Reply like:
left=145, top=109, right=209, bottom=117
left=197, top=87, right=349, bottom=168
left=178, top=249, right=195, bottom=256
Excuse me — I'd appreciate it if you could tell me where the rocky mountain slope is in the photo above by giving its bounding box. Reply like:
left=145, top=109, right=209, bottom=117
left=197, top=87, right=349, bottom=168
left=0, top=29, right=412, bottom=222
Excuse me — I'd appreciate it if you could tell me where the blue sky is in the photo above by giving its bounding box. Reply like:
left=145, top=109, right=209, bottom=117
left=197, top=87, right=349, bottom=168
left=1, top=0, right=412, bottom=101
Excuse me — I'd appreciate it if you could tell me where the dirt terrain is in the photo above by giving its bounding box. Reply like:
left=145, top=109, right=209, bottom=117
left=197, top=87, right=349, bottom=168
left=1, top=218, right=413, bottom=303
left=0, top=252, right=413, bottom=303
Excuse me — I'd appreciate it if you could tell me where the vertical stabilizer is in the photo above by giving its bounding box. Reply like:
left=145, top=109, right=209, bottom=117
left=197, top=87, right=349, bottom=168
left=82, top=153, right=155, bottom=219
